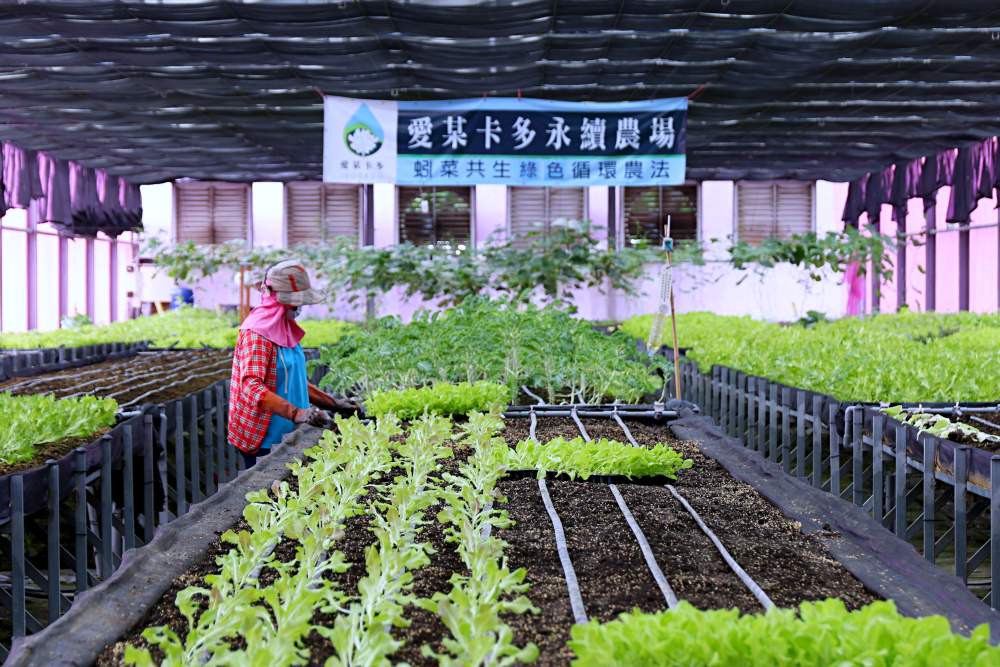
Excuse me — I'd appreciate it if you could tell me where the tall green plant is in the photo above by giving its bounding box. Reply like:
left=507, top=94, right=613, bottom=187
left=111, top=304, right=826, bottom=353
left=319, top=299, right=667, bottom=404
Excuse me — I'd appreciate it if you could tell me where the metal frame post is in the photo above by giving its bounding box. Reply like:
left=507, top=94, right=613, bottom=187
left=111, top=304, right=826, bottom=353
left=955, top=446, right=968, bottom=583
left=894, top=424, right=908, bottom=537
left=923, top=435, right=937, bottom=563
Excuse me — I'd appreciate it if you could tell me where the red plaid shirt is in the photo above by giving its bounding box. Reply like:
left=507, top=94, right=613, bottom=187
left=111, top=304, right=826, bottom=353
left=228, top=329, right=278, bottom=454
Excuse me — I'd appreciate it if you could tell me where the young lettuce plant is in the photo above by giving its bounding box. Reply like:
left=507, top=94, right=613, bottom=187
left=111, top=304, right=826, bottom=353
left=364, top=381, right=509, bottom=420
left=419, top=412, right=539, bottom=666
left=125, top=416, right=395, bottom=666
left=568, top=599, right=999, bottom=666
left=0, top=392, right=118, bottom=465
left=506, top=437, right=693, bottom=480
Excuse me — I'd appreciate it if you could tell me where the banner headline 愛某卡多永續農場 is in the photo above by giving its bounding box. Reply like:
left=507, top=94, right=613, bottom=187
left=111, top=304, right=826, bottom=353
left=323, top=96, right=686, bottom=187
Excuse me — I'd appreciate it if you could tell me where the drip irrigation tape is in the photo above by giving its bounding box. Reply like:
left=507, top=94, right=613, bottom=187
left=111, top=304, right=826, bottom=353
left=505, top=410, right=677, bottom=419
left=117, top=363, right=231, bottom=408
left=570, top=408, right=679, bottom=608
left=611, top=413, right=640, bottom=448
left=537, top=478, right=588, bottom=625
left=665, top=484, right=775, bottom=611
left=531, top=411, right=588, bottom=625
left=520, top=385, right=546, bottom=406
left=608, top=483, right=679, bottom=609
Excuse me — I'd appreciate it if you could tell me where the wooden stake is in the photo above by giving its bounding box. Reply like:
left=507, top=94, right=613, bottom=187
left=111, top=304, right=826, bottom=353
left=665, top=217, right=682, bottom=400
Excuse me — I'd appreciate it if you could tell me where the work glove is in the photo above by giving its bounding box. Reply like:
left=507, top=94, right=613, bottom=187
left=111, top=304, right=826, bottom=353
left=293, top=406, right=328, bottom=427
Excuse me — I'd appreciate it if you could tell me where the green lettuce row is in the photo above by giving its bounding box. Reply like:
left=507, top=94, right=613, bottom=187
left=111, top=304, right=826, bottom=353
left=621, top=311, right=1000, bottom=403
left=569, top=599, right=1000, bottom=666
left=506, top=436, right=693, bottom=481
left=127, top=416, right=398, bottom=665
left=364, top=381, right=510, bottom=420
left=319, top=298, right=667, bottom=405
left=0, top=307, right=352, bottom=350
left=0, top=392, right=118, bottom=465
left=420, top=412, right=539, bottom=664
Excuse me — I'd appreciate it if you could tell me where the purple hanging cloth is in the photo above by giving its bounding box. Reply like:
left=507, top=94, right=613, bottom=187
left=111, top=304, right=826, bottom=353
left=841, top=175, right=868, bottom=228
left=976, top=136, right=996, bottom=201
left=918, top=148, right=956, bottom=211
left=889, top=159, right=922, bottom=222
left=42, top=155, right=72, bottom=225
left=863, top=165, right=894, bottom=222
left=4, top=143, right=31, bottom=209
left=947, top=145, right=979, bottom=223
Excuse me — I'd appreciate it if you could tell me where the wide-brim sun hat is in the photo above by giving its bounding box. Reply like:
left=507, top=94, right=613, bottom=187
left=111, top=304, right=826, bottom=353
left=264, top=259, right=324, bottom=306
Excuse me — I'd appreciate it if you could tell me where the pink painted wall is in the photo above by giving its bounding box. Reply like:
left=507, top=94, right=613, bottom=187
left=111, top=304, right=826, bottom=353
left=873, top=185, right=1000, bottom=314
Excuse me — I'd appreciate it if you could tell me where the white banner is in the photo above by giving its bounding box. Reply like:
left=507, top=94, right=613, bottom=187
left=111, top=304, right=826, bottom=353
left=323, top=95, right=397, bottom=183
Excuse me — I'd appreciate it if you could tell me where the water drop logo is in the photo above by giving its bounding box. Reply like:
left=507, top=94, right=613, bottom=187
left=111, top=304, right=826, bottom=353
left=343, top=103, right=384, bottom=157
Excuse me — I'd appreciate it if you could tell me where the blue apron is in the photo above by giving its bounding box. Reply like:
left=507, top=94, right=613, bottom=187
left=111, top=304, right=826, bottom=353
left=260, top=344, right=309, bottom=450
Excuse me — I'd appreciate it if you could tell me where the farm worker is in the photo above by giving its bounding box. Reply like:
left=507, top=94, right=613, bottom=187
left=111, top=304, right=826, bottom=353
left=228, top=259, right=358, bottom=469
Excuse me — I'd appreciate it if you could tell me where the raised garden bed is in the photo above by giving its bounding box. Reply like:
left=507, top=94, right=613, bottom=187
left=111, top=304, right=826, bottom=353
left=16, top=408, right=997, bottom=666
left=0, top=343, right=148, bottom=383
left=0, top=350, right=232, bottom=409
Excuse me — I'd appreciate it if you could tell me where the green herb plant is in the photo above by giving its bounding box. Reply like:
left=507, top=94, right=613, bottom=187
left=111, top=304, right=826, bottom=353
left=568, top=599, right=999, bottom=666
left=320, top=298, right=667, bottom=405
left=364, top=382, right=509, bottom=420
left=0, top=393, right=118, bottom=465
left=125, top=416, right=399, bottom=665
left=506, top=436, right=693, bottom=481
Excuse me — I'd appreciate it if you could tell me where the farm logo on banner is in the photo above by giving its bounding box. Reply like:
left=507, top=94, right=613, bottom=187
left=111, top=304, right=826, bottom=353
left=323, top=96, right=686, bottom=186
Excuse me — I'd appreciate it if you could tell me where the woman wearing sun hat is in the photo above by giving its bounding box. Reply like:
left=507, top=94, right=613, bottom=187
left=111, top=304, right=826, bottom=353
left=228, top=259, right=359, bottom=468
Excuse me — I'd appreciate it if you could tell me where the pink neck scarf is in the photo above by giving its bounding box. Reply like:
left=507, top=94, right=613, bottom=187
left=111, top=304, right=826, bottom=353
left=239, top=292, right=305, bottom=348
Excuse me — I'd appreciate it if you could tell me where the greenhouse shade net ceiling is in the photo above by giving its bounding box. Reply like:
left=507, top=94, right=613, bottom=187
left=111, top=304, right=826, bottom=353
left=2, top=2, right=1000, bottom=183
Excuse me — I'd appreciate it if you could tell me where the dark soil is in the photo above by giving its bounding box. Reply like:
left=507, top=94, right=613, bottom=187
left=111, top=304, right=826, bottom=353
left=98, top=415, right=878, bottom=667
left=951, top=412, right=1000, bottom=450
left=96, top=518, right=248, bottom=666
left=496, top=415, right=877, bottom=666
left=0, top=350, right=232, bottom=405
left=623, top=418, right=877, bottom=611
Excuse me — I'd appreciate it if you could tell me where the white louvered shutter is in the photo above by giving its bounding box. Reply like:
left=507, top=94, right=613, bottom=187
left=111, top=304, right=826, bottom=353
left=211, top=185, right=249, bottom=243
left=175, top=182, right=249, bottom=244
left=323, top=184, right=361, bottom=240
left=736, top=181, right=778, bottom=245
left=286, top=183, right=359, bottom=245
left=175, top=183, right=213, bottom=244
left=737, top=181, right=813, bottom=244
left=549, top=187, right=585, bottom=224
left=509, top=187, right=548, bottom=244
left=775, top=182, right=814, bottom=238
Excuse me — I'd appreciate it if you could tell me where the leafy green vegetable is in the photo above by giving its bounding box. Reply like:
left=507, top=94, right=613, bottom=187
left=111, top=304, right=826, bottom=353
left=506, top=437, right=692, bottom=480
left=882, top=405, right=999, bottom=445
left=0, top=307, right=352, bottom=350
left=568, top=599, right=1000, bottom=666
left=0, top=392, right=118, bottom=464
left=364, top=382, right=509, bottom=420
left=621, top=311, right=1000, bottom=402
left=320, top=298, right=667, bottom=404
left=420, top=412, right=538, bottom=666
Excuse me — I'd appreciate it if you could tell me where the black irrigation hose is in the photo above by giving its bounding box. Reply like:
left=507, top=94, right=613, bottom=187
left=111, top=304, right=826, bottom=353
left=531, top=411, right=588, bottom=625
left=608, top=411, right=775, bottom=610
left=117, top=364, right=231, bottom=409
left=665, top=485, right=775, bottom=611
left=62, top=355, right=229, bottom=400
left=570, top=409, right=679, bottom=609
